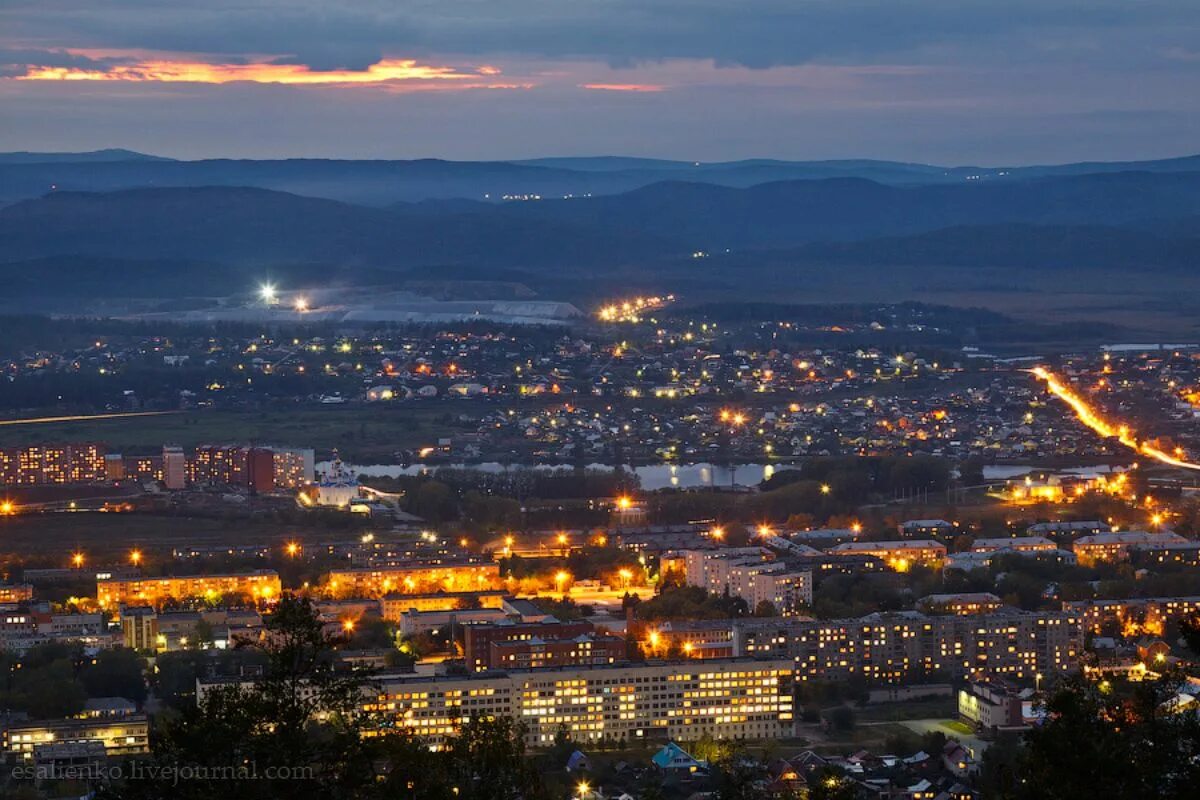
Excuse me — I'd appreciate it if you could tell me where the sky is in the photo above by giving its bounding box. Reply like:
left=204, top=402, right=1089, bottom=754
left=2, top=0, right=1199, bottom=164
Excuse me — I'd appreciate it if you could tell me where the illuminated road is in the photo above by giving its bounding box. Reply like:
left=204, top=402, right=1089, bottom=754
left=0, top=410, right=178, bottom=427
left=1031, top=367, right=1200, bottom=471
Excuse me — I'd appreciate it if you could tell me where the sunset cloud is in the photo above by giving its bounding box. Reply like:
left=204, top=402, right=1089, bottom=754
left=14, top=56, right=513, bottom=87
left=580, top=83, right=664, bottom=92
left=1, top=0, right=1198, bottom=161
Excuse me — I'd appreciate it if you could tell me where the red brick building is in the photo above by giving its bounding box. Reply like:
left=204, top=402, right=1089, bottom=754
left=464, top=619, right=625, bottom=672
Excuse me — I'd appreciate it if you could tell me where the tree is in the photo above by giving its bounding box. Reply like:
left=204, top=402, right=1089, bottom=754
left=711, top=740, right=766, bottom=800
left=958, top=457, right=986, bottom=487
left=807, top=768, right=858, bottom=800
left=193, top=617, right=216, bottom=649
left=102, top=594, right=378, bottom=800
left=1016, top=674, right=1200, bottom=800
left=752, top=600, right=778, bottom=617
left=463, top=491, right=522, bottom=530
left=80, top=648, right=147, bottom=704
left=1180, top=615, right=1200, bottom=655
left=827, top=705, right=856, bottom=731
left=0, top=642, right=87, bottom=718
left=446, top=716, right=548, bottom=800
left=344, top=617, right=396, bottom=650
left=975, top=733, right=1025, bottom=800
left=408, top=481, right=457, bottom=523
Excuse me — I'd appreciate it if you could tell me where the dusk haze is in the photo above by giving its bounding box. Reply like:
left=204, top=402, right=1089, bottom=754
left=1, top=2, right=1199, bottom=799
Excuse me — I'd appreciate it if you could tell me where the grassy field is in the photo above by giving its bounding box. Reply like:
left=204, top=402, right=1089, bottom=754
left=0, top=509, right=366, bottom=561
left=855, top=697, right=958, bottom=723
left=665, top=262, right=1200, bottom=341
left=792, top=722, right=917, bottom=755
left=0, top=404, right=478, bottom=461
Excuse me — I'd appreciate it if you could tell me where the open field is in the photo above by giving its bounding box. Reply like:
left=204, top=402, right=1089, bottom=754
left=646, top=262, right=1200, bottom=342
left=0, top=403, right=478, bottom=461
left=856, top=697, right=958, bottom=723
left=0, top=510, right=367, bottom=561
left=789, top=722, right=917, bottom=755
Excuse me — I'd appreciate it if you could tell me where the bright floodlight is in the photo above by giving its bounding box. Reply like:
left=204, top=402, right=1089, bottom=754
left=259, top=283, right=277, bottom=304
left=294, top=296, right=309, bottom=312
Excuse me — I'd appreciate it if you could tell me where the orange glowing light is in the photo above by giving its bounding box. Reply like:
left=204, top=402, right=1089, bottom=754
left=1031, top=367, right=1200, bottom=471
left=130, top=549, right=142, bottom=566
left=72, top=552, right=84, bottom=568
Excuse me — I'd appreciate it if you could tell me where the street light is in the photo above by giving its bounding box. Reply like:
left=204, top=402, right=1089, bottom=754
left=555, top=570, right=570, bottom=594
left=259, top=282, right=278, bottom=305
left=130, top=549, right=142, bottom=566
left=286, top=541, right=300, bottom=557
left=619, top=568, right=633, bottom=589
left=71, top=552, right=84, bottom=568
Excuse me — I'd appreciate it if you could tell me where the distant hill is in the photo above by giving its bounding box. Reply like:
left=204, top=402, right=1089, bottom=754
left=506, top=171, right=1200, bottom=248
left=0, top=149, right=171, bottom=164
left=0, top=255, right=418, bottom=298
left=6, top=173, right=1200, bottom=293
left=782, top=224, right=1200, bottom=270
left=0, top=186, right=677, bottom=268
left=1, top=151, right=1197, bottom=205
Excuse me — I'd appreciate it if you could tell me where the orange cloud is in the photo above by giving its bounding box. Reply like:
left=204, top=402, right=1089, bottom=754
left=15, top=58, right=511, bottom=87
left=581, top=83, right=665, bottom=92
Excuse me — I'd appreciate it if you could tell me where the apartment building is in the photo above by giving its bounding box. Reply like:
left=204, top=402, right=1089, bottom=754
left=97, top=570, right=281, bottom=610
left=364, top=658, right=795, bottom=748
left=825, top=540, right=947, bottom=571
left=734, top=609, right=1083, bottom=683
left=1073, top=531, right=1189, bottom=565
left=328, top=561, right=501, bottom=598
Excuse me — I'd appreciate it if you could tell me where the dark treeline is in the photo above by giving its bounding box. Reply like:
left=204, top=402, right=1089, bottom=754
left=764, top=456, right=952, bottom=495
